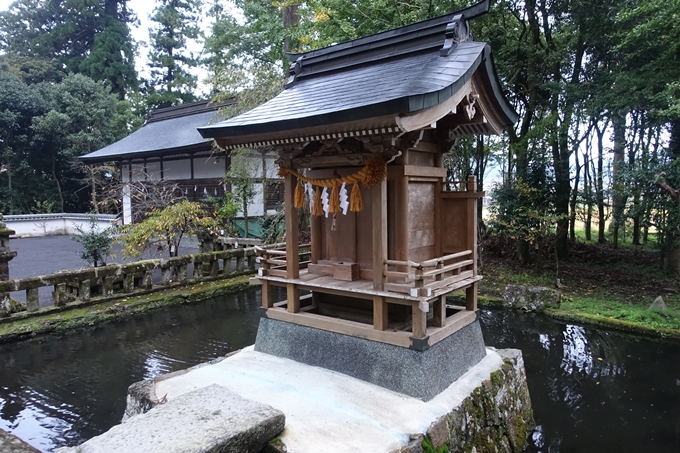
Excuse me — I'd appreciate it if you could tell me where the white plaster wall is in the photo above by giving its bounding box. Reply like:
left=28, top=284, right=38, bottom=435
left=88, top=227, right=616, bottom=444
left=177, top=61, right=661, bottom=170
left=163, top=159, right=192, bottom=179
left=146, top=161, right=162, bottom=181
left=193, top=156, right=226, bottom=179
left=131, top=163, right=145, bottom=181
left=5, top=214, right=119, bottom=237
left=121, top=164, right=130, bottom=183
left=238, top=182, right=265, bottom=217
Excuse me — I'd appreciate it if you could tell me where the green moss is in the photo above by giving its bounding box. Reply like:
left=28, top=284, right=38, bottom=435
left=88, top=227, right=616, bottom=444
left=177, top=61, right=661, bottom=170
left=422, top=435, right=450, bottom=453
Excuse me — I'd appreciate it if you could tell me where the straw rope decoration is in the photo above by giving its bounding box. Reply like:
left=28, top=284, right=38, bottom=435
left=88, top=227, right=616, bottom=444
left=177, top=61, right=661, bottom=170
left=278, top=154, right=388, bottom=215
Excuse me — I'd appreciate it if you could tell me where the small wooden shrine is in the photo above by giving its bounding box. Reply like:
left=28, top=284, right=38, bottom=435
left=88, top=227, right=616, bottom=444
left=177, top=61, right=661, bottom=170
left=199, top=1, right=516, bottom=396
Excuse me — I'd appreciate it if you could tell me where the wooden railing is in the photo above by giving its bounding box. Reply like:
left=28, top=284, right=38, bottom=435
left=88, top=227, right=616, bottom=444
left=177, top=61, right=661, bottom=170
left=0, top=248, right=257, bottom=316
left=384, top=250, right=474, bottom=297
left=255, top=244, right=311, bottom=279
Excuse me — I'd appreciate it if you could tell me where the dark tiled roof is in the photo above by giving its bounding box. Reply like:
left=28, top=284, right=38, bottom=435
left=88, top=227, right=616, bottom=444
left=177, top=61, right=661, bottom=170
left=199, top=0, right=516, bottom=142
left=80, top=100, right=231, bottom=163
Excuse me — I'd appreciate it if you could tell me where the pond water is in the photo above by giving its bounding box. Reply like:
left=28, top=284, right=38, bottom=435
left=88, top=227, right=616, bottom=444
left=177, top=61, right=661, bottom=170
left=0, top=289, right=678, bottom=452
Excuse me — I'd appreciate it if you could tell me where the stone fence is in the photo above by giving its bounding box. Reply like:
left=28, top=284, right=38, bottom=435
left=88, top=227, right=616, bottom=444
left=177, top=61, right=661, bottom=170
left=0, top=248, right=257, bottom=317
left=4, top=213, right=119, bottom=237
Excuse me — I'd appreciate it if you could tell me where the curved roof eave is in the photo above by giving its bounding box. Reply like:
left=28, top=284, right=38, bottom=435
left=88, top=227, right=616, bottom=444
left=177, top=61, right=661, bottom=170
left=79, top=142, right=213, bottom=164
left=480, top=45, right=519, bottom=125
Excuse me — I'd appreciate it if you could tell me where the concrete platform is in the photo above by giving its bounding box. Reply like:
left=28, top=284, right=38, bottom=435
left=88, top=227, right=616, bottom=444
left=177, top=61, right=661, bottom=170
left=127, top=346, right=533, bottom=453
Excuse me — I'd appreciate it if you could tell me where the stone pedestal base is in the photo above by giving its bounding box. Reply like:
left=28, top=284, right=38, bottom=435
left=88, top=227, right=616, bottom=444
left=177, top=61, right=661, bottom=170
left=254, top=315, right=487, bottom=401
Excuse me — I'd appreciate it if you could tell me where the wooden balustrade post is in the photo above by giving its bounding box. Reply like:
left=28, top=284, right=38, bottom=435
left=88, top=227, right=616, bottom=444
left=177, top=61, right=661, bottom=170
left=248, top=254, right=256, bottom=271
left=412, top=266, right=424, bottom=297
left=433, top=295, right=446, bottom=327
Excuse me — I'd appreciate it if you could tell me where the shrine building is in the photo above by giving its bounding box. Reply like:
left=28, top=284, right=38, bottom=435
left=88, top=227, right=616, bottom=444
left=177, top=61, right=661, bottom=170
left=198, top=0, right=517, bottom=400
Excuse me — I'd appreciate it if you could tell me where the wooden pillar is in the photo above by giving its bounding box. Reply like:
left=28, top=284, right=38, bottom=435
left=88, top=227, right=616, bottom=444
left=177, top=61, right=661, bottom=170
left=412, top=304, right=427, bottom=338
left=396, top=171, right=409, bottom=264
left=284, top=173, right=300, bottom=279
left=434, top=177, right=443, bottom=258
left=261, top=281, right=274, bottom=308
left=287, top=283, right=300, bottom=313
left=466, top=282, right=478, bottom=311
left=311, top=215, right=322, bottom=264
left=467, top=176, right=478, bottom=275
left=433, top=294, right=446, bottom=327
left=373, top=296, right=388, bottom=330
left=372, top=180, right=387, bottom=290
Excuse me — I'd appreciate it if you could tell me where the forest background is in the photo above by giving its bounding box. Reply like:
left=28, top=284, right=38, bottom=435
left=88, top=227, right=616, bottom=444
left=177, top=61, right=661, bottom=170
left=1, top=0, right=680, bottom=281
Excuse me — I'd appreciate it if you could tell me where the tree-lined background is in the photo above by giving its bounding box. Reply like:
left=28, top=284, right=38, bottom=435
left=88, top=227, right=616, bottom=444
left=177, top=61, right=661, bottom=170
left=1, top=0, right=679, bottom=272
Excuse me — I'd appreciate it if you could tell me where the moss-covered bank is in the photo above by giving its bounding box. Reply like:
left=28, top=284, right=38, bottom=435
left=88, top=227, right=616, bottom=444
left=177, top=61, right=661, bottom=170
left=390, top=349, right=534, bottom=453
left=0, top=276, right=253, bottom=344
left=449, top=294, right=680, bottom=340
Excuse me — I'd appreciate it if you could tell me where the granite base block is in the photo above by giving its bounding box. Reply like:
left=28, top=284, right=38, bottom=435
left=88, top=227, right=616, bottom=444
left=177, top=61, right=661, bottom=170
left=254, top=316, right=487, bottom=401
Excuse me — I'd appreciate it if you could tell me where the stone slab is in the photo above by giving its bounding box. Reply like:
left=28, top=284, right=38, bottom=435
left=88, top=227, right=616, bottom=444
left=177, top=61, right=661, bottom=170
left=144, top=346, right=530, bottom=453
left=0, top=429, right=41, bottom=453
left=504, top=284, right=560, bottom=310
left=57, top=384, right=285, bottom=453
left=254, top=316, right=487, bottom=401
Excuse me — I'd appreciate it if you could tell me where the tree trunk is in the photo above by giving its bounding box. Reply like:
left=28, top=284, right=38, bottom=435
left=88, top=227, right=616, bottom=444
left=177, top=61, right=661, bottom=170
left=243, top=199, right=249, bottom=239
left=52, top=153, right=64, bottom=212
left=595, top=122, right=607, bottom=243
left=570, top=152, right=581, bottom=241
left=611, top=112, right=626, bottom=248
left=91, top=167, right=99, bottom=214
left=517, top=239, right=531, bottom=266
left=282, top=3, right=300, bottom=57
left=584, top=143, right=592, bottom=241
left=664, top=235, right=680, bottom=276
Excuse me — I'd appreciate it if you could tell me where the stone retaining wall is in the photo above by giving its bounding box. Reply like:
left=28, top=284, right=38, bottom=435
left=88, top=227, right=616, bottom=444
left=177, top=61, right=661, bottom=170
left=397, top=348, right=534, bottom=453
left=0, top=248, right=257, bottom=318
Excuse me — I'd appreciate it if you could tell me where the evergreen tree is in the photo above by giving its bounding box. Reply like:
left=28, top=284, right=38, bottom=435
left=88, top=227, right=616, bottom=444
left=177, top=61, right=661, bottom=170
left=0, top=0, right=137, bottom=98
left=146, top=0, right=203, bottom=110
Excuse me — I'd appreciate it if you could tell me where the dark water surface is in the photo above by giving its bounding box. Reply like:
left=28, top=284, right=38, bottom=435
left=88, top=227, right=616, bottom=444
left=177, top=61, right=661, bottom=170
left=480, top=309, right=680, bottom=453
left=0, top=290, right=678, bottom=452
left=0, top=289, right=263, bottom=452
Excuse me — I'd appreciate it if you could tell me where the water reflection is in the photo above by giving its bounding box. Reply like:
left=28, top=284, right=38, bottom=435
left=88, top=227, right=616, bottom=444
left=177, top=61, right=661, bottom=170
left=480, top=309, right=680, bottom=453
left=0, top=288, right=268, bottom=452
left=0, top=294, right=678, bottom=452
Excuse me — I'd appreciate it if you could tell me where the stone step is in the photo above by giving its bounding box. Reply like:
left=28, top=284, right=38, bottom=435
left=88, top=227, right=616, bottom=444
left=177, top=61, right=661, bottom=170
left=57, top=384, right=285, bottom=453
left=0, top=429, right=41, bottom=453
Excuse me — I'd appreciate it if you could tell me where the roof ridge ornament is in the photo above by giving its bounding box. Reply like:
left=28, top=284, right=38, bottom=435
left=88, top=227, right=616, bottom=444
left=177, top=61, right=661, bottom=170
left=286, top=56, right=305, bottom=88
left=440, top=14, right=471, bottom=57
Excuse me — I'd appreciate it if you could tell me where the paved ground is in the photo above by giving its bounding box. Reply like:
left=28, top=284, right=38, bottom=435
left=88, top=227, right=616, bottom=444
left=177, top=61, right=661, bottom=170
left=9, top=235, right=200, bottom=280
left=7, top=235, right=201, bottom=305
